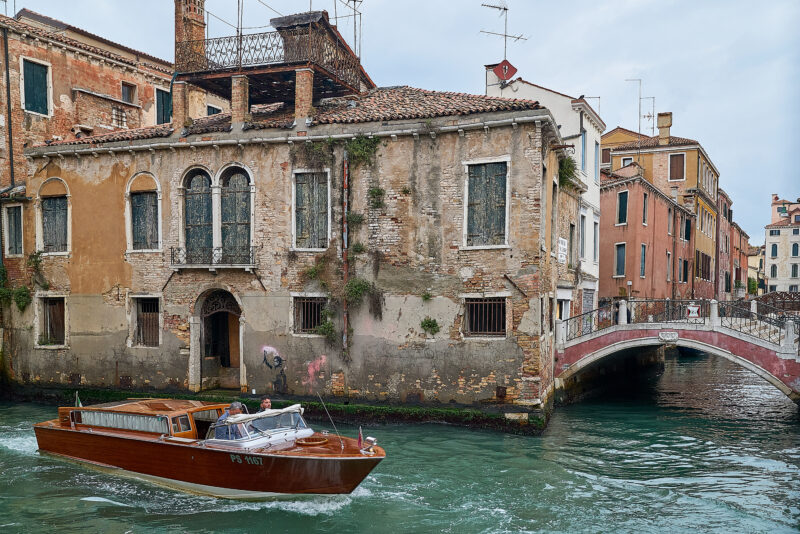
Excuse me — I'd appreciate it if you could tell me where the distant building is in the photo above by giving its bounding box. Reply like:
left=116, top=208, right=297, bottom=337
left=599, top=163, right=694, bottom=300
left=764, top=194, right=800, bottom=292
left=485, top=67, right=605, bottom=316
left=746, top=245, right=765, bottom=296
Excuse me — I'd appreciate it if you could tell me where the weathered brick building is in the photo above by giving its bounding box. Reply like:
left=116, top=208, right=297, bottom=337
left=6, top=3, right=576, bottom=421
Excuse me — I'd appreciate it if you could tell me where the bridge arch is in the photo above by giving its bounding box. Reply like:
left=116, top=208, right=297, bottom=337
left=557, top=335, right=798, bottom=401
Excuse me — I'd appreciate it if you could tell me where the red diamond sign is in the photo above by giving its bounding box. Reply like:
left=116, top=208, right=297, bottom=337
left=493, top=60, right=517, bottom=81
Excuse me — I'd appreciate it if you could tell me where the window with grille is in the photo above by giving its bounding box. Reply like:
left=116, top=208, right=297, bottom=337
left=294, top=297, right=327, bottom=334
left=23, top=59, right=49, bottom=115
left=466, top=162, right=507, bottom=247
left=112, top=107, right=127, bottom=128
left=39, top=297, right=65, bottom=346
left=294, top=172, right=328, bottom=250
left=41, top=196, right=68, bottom=252
left=464, top=298, right=506, bottom=337
left=5, top=205, right=22, bottom=256
left=135, top=298, right=160, bottom=347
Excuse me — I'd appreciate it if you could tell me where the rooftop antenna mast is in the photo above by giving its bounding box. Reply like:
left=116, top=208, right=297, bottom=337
left=641, top=96, right=655, bottom=136
left=625, top=78, right=643, bottom=162
left=345, top=0, right=363, bottom=59
left=480, top=2, right=526, bottom=61
left=584, top=96, right=601, bottom=114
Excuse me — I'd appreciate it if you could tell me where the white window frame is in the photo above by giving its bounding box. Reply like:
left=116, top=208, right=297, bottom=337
left=291, top=167, right=332, bottom=252
left=34, top=292, right=69, bottom=350
left=667, top=152, right=687, bottom=182
left=593, top=218, right=599, bottom=263
left=579, top=213, right=586, bottom=260
left=621, top=157, right=633, bottom=167
left=613, top=242, right=626, bottom=278
left=458, top=292, right=511, bottom=341
left=125, top=172, right=163, bottom=254
left=207, top=104, right=222, bottom=115
left=19, top=56, right=53, bottom=118
left=640, top=243, right=647, bottom=278
left=290, top=292, right=329, bottom=337
left=594, top=140, right=600, bottom=184
left=35, top=177, right=72, bottom=257
left=616, top=189, right=629, bottom=226
left=128, top=294, right=163, bottom=348
left=3, top=203, right=24, bottom=258
left=460, top=155, right=512, bottom=250
left=642, top=192, right=648, bottom=225
left=792, top=243, right=799, bottom=257
left=667, top=251, right=672, bottom=282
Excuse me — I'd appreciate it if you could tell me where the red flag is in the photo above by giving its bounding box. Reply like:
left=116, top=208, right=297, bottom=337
left=357, top=426, right=363, bottom=448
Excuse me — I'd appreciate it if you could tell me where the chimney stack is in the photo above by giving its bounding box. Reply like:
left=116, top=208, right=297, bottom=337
left=657, top=112, right=672, bottom=146
left=294, top=68, right=314, bottom=126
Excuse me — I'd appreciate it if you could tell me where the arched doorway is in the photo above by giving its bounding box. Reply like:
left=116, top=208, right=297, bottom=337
left=200, top=290, right=241, bottom=390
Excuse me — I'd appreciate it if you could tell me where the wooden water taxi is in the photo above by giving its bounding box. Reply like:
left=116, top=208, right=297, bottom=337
left=33, top=399, right=384, bottom=498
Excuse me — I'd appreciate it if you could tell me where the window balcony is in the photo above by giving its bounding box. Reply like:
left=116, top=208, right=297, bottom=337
left=170, top=246, right=256, bottom=271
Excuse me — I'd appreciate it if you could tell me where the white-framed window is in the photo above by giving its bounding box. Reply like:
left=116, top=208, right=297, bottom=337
left=616, top=190, right=628, bottom=225
left=770, top=264, right=777, bottom=277
left=112, top=106, right=128, bottom=128
left=790, top=285, right=798, bottom=292
left=580, top=129, right=587, bottom=172
left=36, top=178, right=71, bottom=256
left=34, top=292, right=68, bottom=349
left=621, top=157, right=633, bottom=167
left=579, top=213, right=586, bottom=260
left=668, top=152, right=686, bottom=181
left=207, top=105, right=222, bottom=116
left=771, top=243, right=778, bottom=257
left=640, top=243, right=647, bottom=278
left=20, top=56, right=53, bottom=117
left=667, top=251, right=672, bottom=282
left=668, top=207, right=673, bottom=235
left=792, top=243, right=799, bottom=257
left=292, top=168, right=331, bottom=252
left=462, top=156, right=510, bottom=250
left=614, top=242, right=626, bottom=277
left=594, top=141, right=600, bottom=184
left=792, top=264, right=798, bottom=278
left=129, top=295, right=161, bottom=347
left=125, top=172, right=162, bottom=253
left=593, top=219, right=599, bottom=262
left=3, top=204, right=23, bottom=257
left=769, top=229, right=780, bottom=236
left=461, top=294, right=509, bottom=338
left=291, top=292, right=329, bottom=336
left=642, top=192, right=648, bottom=225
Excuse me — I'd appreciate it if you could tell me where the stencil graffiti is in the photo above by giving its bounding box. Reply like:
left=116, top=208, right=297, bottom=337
left=302, top=354, right=327, bottom=392
left=262, top=346, right=284, bottom=369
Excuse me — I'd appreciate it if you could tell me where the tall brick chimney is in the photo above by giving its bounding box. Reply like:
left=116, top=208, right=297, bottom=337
left=657, top=112, right=672, bottom=146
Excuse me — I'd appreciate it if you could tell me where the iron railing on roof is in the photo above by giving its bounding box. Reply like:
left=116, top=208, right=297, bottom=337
left=175, top=25, right=361, bottom=89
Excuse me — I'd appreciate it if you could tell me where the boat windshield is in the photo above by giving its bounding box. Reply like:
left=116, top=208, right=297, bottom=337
left=249, top=412, right=307, bottom=433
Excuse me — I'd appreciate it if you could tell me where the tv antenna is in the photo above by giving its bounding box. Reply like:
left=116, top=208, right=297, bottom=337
left=344, top=0, right=363, bottom=59
left=641, top=96, right=655, bottom=136
left=480, top=2, right=526, bottom=61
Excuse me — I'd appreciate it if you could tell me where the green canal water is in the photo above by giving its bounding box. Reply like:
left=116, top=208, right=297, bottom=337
left=1, top=353, right=799, bottom=534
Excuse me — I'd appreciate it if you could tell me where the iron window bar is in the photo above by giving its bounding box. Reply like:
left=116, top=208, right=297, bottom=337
left=170, top=246, right=256, bottom=267
left=464, top=298, right=506, bottom=337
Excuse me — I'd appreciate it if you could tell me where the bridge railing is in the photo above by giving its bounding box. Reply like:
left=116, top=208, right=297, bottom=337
left=719, top=300, right=785, bottom=346
left=564, top=304, right=615, bottom=342
left=628, top=299, right=708, bottom=325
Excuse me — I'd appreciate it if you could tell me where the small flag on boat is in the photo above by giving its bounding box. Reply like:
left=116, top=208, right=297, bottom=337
left=357, top=426, right=363, bottom=449
left=75, top=391, right=82, bottom=408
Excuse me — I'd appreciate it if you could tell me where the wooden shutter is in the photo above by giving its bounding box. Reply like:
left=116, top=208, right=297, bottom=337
left=467, top=163, right=506, bottom=246
left=602, top=148, right=611, bottom=164
left=185, top=173, right=212, bottom=263
left=23, top=60, right=48, bottom=115
left=42, top=196, right=68, bottom=252
left=156, top=89, right=171, bottom=125
left=295, top=173, right=327, bottom=249
left=669, top=154, right=685, bottom=180
left=221, top=172, right=251, bottom=263
left=617, top=191, right=628, bottom=224
left=136, top=298, right=159, bottom=347
left=131, top=192, right=158, bottom=250
left=7, top=206, right=22, bottom=255
left=44, top=298, right=65, bottom=345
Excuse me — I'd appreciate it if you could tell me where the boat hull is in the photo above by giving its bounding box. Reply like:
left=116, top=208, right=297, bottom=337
left=34, top=424, right=383, bottom=497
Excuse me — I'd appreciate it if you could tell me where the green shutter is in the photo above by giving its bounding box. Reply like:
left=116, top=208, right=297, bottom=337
left=23, top=60, right=48, bottom=115
left=221, top=172, right=251, bottom=263
left=42, top=197, right=67, bottom=252
left=467, top=163, right=506, bottom=246
left=7, top=206, right=22, bottom=255
left=131, top=192, right=158, bottom=250
left=156, top=89, right=171, bottom=125
left=185, top=173, right=212, bottom=263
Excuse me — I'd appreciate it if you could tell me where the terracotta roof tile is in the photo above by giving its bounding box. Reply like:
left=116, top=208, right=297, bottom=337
left=612, top=134, right=700, bottom=151
left=44, top=125, right=173, bottom=147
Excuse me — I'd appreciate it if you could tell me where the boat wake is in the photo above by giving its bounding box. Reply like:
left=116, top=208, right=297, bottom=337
left=0, top=423, right=38, bottom=455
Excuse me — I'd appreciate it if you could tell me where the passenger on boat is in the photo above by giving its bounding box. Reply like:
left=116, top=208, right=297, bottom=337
left=214, top=402, right=244, bottom=440
left=258, top=397, right=272, bottom=412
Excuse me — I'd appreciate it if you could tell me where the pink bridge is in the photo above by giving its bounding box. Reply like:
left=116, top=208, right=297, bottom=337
left=555, top=299, right=800, bottom=402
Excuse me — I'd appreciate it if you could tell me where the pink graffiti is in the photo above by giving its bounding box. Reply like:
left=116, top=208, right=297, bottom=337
left=302, top=354, right=327, bottom=392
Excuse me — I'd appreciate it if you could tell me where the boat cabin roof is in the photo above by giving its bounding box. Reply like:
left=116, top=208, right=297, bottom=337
left=78, top=398, right=229, bottom=417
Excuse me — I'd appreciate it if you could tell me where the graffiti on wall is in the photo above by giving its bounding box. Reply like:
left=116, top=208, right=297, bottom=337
left=302, top=354, right=327, bottom=393
left=262, top=346, right=287, bottom=394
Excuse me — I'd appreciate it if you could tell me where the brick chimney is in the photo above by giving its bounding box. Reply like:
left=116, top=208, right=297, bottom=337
left=231, top=75, right=250, bottom=125
left=175, top=0, right=206, bottom=63
left=657, top=112, right=672, bottom=146
left=294, top=68, right=314, bottom=126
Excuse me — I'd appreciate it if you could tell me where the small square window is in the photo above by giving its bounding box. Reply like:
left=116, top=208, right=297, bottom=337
left=39, top=297, right=65, bottom=346
left=134, top=298, right=160, bottom=347
left=794, top=228, right=799, bottom=235
left=207, top=105, right=222, bottom=116
left=294, top=297, right=327, bottom=334
left=621, top=157, right=633, bottom=167
left=464, top=298, right=506, bottom=337
left=121, top=83, right=136, bottom=104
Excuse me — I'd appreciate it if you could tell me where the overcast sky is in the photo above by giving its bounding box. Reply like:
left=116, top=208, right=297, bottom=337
left=9, top=0, right=799, bottom=243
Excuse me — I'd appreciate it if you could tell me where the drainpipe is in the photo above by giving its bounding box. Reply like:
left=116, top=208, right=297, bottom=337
left=342, top=150, right=349, bottom=351
left=3, top=27, right=15, bottom=187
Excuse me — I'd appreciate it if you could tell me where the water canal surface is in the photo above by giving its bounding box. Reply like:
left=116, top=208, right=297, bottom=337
left=1, top=353, right=799, bottom=533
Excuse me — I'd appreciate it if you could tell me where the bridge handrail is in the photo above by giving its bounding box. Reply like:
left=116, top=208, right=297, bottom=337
left=563, top=304, right=615, bottom=342
left=718, top=300, right=785, bottom=346
left=627, top=299, right=709, bottom=325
